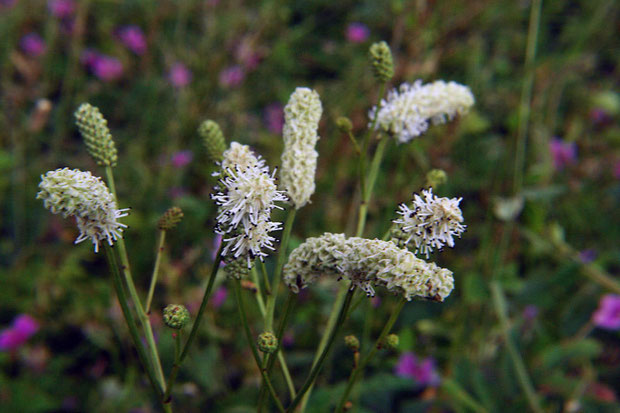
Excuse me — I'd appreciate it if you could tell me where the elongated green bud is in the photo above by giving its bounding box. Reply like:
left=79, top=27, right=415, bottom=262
left=369, top=41, right=394, bottom=83
left=257, top=332, right=278, bottom=354
left=163, top=304, right=190, bottom=329
left=75, top=103, right=118, bottom=167
left=336, top=116, right=353, bottom=134
left=344, top=335, right=360, bottom=352
left=198, top=120, right=226, bottom=163
left=158, top=206, right=184, bottom=230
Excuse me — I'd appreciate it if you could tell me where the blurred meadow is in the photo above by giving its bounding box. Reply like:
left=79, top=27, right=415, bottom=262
left=1, top=0, right=620, bottom=412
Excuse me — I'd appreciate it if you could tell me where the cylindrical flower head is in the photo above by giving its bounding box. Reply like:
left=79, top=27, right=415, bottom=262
left=369, top=41, right=394, bottom=83
left=198, top=120, right=226, bottom=163
left=158, top=206, right=184, bottom=230
left=283, top=233, right=454, bottom=301
left=281, top=87, right=322, bottom=209
left=220, top=142, right=266, bottom=172
left=74, top=103, right=118, bottom=166
left=37, top=168, right=129, bottom=252
left=369, top=80, right=475, bottom=144
left=163, top=304, right=190, bottom=329
left=393, top=188, right=466, bottom=258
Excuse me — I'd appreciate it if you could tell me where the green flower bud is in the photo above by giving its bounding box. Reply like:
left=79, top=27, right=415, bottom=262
left=198, top=120, right=226, bottom=163
left=425, top=169, right=447, bottom=188
left=382, top=333, right=399, bottom=350
left=257, top=332, right=278, bottom=354
left=389, top=225, right=409, bottom=249
left=344, top=335, right=360, bottom=352
left=158, top=207, right=184, bottom=230
left=369, top=41, right=394, bottom=83
left=75, top=103, right=118, bottom=167
left=163, top=304, right=190, bottom=329
left=224, top=255, right=253, bottom=279
left=336, top=116, right=353, bottom=134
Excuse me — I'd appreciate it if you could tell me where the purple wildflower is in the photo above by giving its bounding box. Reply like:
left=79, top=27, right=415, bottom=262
left=48, top=0, right=74, bottom=18
left=211, top=286, right=228, bottom=309
left=80, top=48, right=99, bottom=67
left=282, top=331, right=295, bottom=348
left=20, top=33, right=46, bottom=57
left=264, top=103, right=284, bottom=134
left=92, top=55, right=123, bottom=82
left=346, top=23, right=370, bottom=43
left=219, top=65, right=244, bottom=88
left=117, top=25, right=147, bottom=55
left=549, top=137, right=577, bottom=170
left=593, top=294, right=620, bottom=330
left=578, top=249, right=597, bottom=264
left=522, top=305, right=539, bottom=322
left=0, top=0, right=17, bottom=9
left=168, top=63, right=192, bottom=88
left=394, top=352, right=440, bottom=387
left=171, top=150, right=193, bottom=168
left=0, top=314, right=39, bottom=352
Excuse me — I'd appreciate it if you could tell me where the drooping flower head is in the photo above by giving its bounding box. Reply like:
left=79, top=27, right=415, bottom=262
left=370, top=80, right=474, bottom=143
left=280, top=87, right=322, bottom=209
left=393, top=188, right=466, bottom=258
left=37, top=168, right=129, bottom=252
left=283, top=233, right=454, bottom=301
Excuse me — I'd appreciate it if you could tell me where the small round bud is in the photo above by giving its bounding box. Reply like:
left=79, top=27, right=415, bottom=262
left=344, top=335, right=360, bottom=352
left=383, top=333, right=399, bottom=350
left=198, top=120, right=226, bottom=163
left=75, top=103, right=118, bottom=167
left=163, top=304, right=190, bottom=329
left=369, top=41, right=394, bottom=83
left=257, top=332, right=278, bottom=354
left=425, top=169, right=447, bottom=188
left=224, top=256, right=253, bottom=279
left=336, top=116, right=353, bottom=134
left=158, top=207, right=184, bottom=230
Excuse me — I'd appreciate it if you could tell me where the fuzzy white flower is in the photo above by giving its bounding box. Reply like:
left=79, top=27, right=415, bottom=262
left=369, top=80, right=474, bottom=143
left=281, top=87, right=323, bottom=208
left=283, top=233, right=454, bottom=301
left=37, top=168, right=129, bottom=252
left=222, top=216, right=283, bottom=267
left=393, top=188, right=466, bottom=258
left=220, top=142, right=266, bottom=172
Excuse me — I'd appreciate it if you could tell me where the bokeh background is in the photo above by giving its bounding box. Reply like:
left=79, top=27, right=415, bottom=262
left=1, top=0, right=619, bottom=412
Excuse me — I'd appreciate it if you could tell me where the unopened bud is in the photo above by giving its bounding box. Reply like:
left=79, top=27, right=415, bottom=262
left=382, top=333, right=399, bottom=350
left=369, top=41, right=394, bottom=83
left=336, top=116, right=353, bottom=134
left=75, top=103, right=117, bottom=167
left=198, top=120, right=226, bottom=163
left=344, top=335, right=360, bottom=352
left=257, top=332, right=278, bottom=354
left=425, top=169, right=447, bottom=188
left=163, top=304, right=190, bottom=329
left=158, top=207, right=184, bottom=230
left=224, top=256, right=253, bottom=279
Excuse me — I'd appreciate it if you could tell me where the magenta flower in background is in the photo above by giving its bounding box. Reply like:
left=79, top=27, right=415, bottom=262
left=0, top=0, right=17, bottom=9
left=92, top=54, right=123, bottom=82
left=613, top=160, right=620, bottom=179
left=264, top=103, right=284, bottom=134
left=20, top=33, right=46, bottom=57
left=168, top=187, right=187, bottom=199
left=219, top=65, right=244, bottom=88
left=578, top=249, right=597, bottom=264
left=395, top=352, right=440, bottom=387
left=522, top=305, right=539, bottom=322
left=211, top=286, right=228, bottom=309
left=118, top=25, right=147, bottom=55
left=346, top=22, right=370, bottom=43
left=0, top=314, right=39, bottom=352
left=48, top=0, right=74, bottom=18
left=593, top=294, right=620, bottom=330
left=171, top=150, right=193, bottom=168
left=80, top=48, right=99, bottom=67
left=168, top=63, right=192, bottom=88
left=549, top=137, right=577, bottom=170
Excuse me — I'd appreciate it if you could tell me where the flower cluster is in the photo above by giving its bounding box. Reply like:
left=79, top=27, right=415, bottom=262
left=212, top=143, right=287, bottom=266
left=37, top=168, right=129, bottom=252
left=369, top=80, right=474, bottom=143
left=0, top=314, right=39, bottom=352
left=280, top=87, right=323, bottom=209
left=283, top=233, right=454, bottom=301
left=392, top=188, right=466, bottom=258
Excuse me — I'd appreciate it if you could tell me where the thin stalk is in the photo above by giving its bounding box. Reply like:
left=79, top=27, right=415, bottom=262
left=441, top=379, right=489, bottom=413
left=145, top=230, right=167, bottom=314
left=233, top=280, right=286, bottom=413
left=260, top=260, right=272, bottom=295
left=251, top=267, right=267, bottom=315
left=104, top=166, right=166, bottom=389
left=104, top=245, right=167, bottom=407
left=512, top=0, right=542, bottom=195
left=491, top=282, right=543, bottom=413
left=287, top=287, right=355, bottom=413
left=335, top=298, right=405, bottom=413
left=265, top=209, right=296, bottom=332
left=163, top=331, right=183, bottom=403
left=347, top=130, right=361, bottom=155
left=356, top=135, right=388, bottom=237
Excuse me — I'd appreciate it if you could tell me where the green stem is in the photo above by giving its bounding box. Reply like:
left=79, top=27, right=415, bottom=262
left=265, top=209, right=296, bottom=332
left=490, top=282, right=543, bottom=413
left=104, top=166, right=166, bottom=390
left=233, top=280, right=286, bottom=413
left=261, top=260, right=272, bottom=296
left=441, top=379, right=489, bottom=413
left=145, top=230, right=167, bottom=314
left=251, top=267, right=267, bottom=315
left=347, top=130, right=361, bottom=155
left=163, top=331, right=183, bottom=403
left=287, top=287, right=355, bottom=413
left=512, top=0, right=542, bottom=195
left=335, top=298, right=405, bottom=413
left=356, top=135, right=389, bottom=237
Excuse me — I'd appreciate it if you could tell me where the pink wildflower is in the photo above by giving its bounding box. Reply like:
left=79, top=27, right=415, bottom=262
left=48, top=0, right=74, bottom=18
left=20, top=33, right=46, bottom=57
left=211, top=286, right=228, bottom=309
left=92, top=55, right=123, bottom=82
left=219, top=65, right=244, bottom=88
left=395, top=352, right=440, bottom=387
left=346, top=23, right=369, bottom=43
left=118, top=25, right=147, bottom=55
left=168, top=63, right=192, bottom=88
left=171, top=150, right=193, bottom=168
left=0, top=314, right=39, bottom=352
left=264, top=103, right=284, bottom=134
left=593, top=294, right=620, bottom=330
left=549, top=137, right=577, bottom=170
